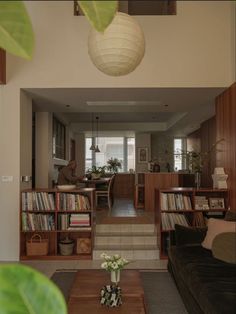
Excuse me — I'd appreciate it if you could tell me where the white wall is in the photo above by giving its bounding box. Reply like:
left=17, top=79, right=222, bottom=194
left=135, top=133, right=151, bottom=172
left=151, top=133, right=174, bottom=171
left=75, top=133, right=85, bottom=177
left=20, top=91, right=32, bottom=189
left=0, top=0, right=235, bottom=260
left=35, top=112, right=53, bottom=187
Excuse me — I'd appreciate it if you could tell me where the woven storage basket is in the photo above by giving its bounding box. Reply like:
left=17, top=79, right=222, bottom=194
left=76, top=238, right=91, bottom=254
left=26, top=234, right=49, bottom=256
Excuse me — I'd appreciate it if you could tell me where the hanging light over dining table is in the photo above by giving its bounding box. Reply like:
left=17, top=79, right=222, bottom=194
left=94, top=116, right=100, bottom=153
left=88, top=12, right=145, bottom=76
left=89, top=113, right=96, bottom=150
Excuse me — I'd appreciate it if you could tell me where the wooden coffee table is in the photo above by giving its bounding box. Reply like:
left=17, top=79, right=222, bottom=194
left=68, top=270, right=147, bottom=314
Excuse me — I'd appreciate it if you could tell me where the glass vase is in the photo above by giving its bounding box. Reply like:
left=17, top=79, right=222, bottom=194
left=195, top=172, right=201, bottom=189
left=110, top=270, right=120, bottom=285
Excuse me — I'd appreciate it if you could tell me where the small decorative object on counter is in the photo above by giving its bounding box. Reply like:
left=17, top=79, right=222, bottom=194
left=212, top=167, right=228, bottom=189
left=100, top=284, right=122, bottom=307
left=153, top=162, right=160, bottom=172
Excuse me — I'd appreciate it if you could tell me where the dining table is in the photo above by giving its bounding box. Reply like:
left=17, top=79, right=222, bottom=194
left=80, top=177, right=111, bottom=188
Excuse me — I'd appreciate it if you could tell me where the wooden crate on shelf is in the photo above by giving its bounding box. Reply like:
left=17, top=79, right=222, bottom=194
left=76, top=238, right=91, bottom=254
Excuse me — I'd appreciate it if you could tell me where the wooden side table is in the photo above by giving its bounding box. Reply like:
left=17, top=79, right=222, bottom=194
left=68, top=270, right=148, bottom=314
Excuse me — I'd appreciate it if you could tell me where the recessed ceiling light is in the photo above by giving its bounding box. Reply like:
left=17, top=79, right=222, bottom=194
left=66, top=105, right=70, bottom=108
left=164, top=104, right=168, bottom=107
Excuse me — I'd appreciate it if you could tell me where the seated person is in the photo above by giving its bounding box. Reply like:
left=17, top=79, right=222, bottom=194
left=57, top=160, right=82, bottom=185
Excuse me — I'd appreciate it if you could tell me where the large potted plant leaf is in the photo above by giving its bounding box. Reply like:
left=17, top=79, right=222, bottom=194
left=0, top=264, right=67, bottom=314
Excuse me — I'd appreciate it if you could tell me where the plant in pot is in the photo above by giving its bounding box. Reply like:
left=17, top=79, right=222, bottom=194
left=87, top=165, right=107, bottom=180
left=0, top=264, right=67, bottom=314
left=106, top=158, right=122, bottom=173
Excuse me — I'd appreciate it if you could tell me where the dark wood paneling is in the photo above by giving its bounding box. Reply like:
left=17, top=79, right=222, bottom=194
left=74, top=1, right=176, bottom=16
left=145, top=173, right=179, bottom=211
left=187, top=117, right=216, bottom=188
left=128, top=0, right=176, bottom=15
left=0, top=48, right=6, bottom=84
left=216, top=83, right=236, bottom=211
left=113, top=173, right=135, bottom=199
left=200, top=116, right=216, bottom=188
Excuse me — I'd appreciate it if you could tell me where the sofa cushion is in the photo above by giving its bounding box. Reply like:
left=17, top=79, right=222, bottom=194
left=212, top=232, right=236, bottom=264
left=174, top=224, right=207, bottom=246
left=201, top=218, right=236, bottom=250
left=169, top=245, right=236, bottom=314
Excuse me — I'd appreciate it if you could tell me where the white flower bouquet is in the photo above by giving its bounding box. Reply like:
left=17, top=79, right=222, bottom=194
left=100, top=253, right=129, bottom=272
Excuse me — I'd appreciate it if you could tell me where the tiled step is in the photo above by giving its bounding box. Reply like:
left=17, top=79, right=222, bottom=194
left=95, top=234, right=157, bottom=246
left=95, top=224, right=156, bottom=234
left=93, top=223, right=159, bottom=260
left=93, top=245, right=159, bottom=260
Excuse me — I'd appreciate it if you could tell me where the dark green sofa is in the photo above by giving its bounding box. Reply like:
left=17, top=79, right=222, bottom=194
left=168, top=224, right=236, bottom=314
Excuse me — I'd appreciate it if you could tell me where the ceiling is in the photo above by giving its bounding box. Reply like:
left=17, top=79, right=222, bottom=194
left=26, top=87, right=225, bottom=136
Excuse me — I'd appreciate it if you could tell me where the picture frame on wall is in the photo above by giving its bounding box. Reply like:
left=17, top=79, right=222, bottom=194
left=137, top=147, right=148, bottom=163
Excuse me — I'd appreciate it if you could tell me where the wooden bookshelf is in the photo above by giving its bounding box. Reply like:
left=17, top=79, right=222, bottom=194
left=20, top=188, right=95, bottom=260
left=156, top=188, right=229, bottom=259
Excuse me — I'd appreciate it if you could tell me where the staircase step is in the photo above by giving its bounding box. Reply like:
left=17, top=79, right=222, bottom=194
left=93, top=246, right=159, bottom=260
left=95, top=224, right=156, bottom=234
left=95, top=234, right=157, bottom=246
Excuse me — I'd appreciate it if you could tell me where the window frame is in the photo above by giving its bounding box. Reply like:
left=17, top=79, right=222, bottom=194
left=85, top=136, right=135, bottom=172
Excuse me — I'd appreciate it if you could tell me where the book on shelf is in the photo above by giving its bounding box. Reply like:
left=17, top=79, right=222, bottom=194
left=22, top=192, right=55, bottom=211
left=160, top=193, right=192, bottom=211
left=59, top=193, right=91, bottom=211
left=58, top=213, right=90, bottom=230
left=195, top=196, right=209, bottom=210
left=69, top=213, right=90, bottom=227
left=22, top=213, right=55, bottom=231
left=161, top=212, right=189, bottom=230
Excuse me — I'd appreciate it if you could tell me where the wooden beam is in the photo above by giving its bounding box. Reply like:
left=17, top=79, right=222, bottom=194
left=0, top=48, right=6, bottom=84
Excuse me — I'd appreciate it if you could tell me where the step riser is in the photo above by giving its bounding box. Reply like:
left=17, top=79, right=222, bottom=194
left=95, top=236, right=157, bottom=246
left=93, top=250, right=159, bottom=260
left=96, top=224, right=156, bottom=233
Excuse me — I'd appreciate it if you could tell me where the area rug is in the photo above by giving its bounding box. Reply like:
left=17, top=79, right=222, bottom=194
left=51, top=270, right=187, bottom=314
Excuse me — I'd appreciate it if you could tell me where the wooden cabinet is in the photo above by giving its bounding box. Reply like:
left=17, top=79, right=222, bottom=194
left=20, top=188, right=95, bottom=260
left=113, top=173, right=135, bottom=198
left=156, top=187, right=229, bottom=259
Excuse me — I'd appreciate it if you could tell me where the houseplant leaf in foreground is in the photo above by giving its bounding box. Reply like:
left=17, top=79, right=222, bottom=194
left=0, top=264, right=67, bottom=314
left=78, top=0, right=118, bottom=32
left=0, top=1, right=34, bottom=59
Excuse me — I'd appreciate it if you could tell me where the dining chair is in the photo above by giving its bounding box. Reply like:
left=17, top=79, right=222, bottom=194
left=95, top=174, right=116, bottom=210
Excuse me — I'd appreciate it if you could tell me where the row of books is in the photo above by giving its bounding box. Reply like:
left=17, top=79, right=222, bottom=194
left=161, top=212, right=189, bottom=230
left=22, top=192, right=55, bottom=211
left=22, top=213, right=55, bottom=231
left=195, top=196, right=209, bottom=210
left=58, top=214, right=90, bottom=230
left=161, top=193, right=192, bottom=211
left=58, top=193, right=90, bottom=211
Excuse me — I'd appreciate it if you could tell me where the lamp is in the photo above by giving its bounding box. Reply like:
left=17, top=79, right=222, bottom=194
left=89, top=113, right=95, bottom=150
left=94, top=116, right=100, bottom=153
left=88, top=12, right=145, bottom=76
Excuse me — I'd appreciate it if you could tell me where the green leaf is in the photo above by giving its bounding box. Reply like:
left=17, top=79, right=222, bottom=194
left=78, top=0, right=118, bottom=32
left=0, top=264, right=67, bottom=314
left=0, top=1, right=34, bottom=59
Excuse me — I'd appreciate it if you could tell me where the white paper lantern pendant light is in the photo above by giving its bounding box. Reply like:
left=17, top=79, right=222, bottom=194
left=88, top=12, right=145, bottom=76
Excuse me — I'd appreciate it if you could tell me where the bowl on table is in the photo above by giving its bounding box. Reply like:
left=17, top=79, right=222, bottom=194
left=57, top=185, right=76, bottom=191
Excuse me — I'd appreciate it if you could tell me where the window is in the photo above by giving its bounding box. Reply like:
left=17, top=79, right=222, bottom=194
left=85, top=137, right=135, bottom=172
left=174, top=138, right=186, bottom=171
left=52, top=116, right=66, bottom=159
